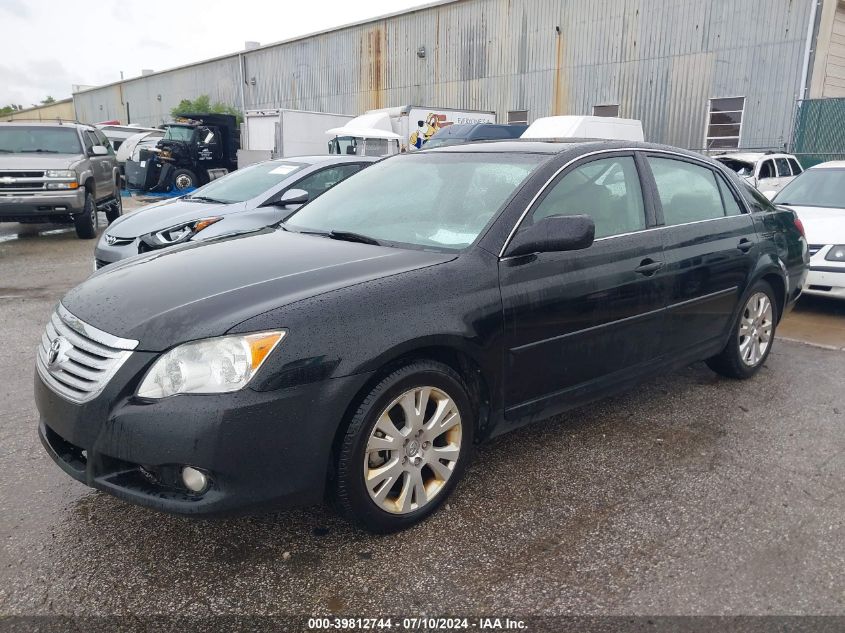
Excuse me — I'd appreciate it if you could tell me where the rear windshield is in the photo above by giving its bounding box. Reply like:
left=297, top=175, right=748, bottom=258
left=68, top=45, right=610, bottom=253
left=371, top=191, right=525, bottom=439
left=185, top=161, right=305, bottom=203
left=715, top=158, right=755, bottom=177
left=0, top=126, right=82, bottom=154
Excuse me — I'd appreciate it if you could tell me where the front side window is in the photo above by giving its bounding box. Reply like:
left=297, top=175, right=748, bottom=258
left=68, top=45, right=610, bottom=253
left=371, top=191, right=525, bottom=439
left=527, top=156, right=645, bottom=239
left=775, top=157, right=792, bottom=177
left=163, top=126, right=195, bottom=142
left=0, top=126, right=83, bottom=155
left=285, top=153, right=543, bottom=251
left=648, top=157, right=727, bottom=225
left=705, top=97, right=744, bottom=150
left=185, top=160, right=306, bottom=203
left=758, top=160, right=775, bottom=180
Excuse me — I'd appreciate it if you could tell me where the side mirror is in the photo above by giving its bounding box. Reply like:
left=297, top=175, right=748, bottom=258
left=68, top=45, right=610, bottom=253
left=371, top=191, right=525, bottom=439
left=91, top=145, right=109, bottom=156
left=277, top=188, right=309, bottom=208
left=506, top=214, right=595, bottom=258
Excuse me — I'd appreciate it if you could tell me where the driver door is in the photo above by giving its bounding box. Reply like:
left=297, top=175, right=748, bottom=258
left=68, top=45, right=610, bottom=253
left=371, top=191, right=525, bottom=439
left=499, top=153, right=667, bottom=421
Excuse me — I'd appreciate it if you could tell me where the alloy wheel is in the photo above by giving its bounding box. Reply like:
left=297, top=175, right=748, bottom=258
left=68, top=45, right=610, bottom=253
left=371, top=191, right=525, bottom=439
left=738, top=292, right=773, bottom=367
left=364, top=386, right=462, bottom=514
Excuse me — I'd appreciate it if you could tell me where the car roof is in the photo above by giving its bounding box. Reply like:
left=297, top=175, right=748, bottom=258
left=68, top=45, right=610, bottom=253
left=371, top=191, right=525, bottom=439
left=421, top=138, right=708, bottom=160
left=714, top=152, right=795, bottom=163
left=0, top=120, right=91, bottom=130
left=809, top=160, right=845, bottom=169
left=267, top=155, right=379, bottom=165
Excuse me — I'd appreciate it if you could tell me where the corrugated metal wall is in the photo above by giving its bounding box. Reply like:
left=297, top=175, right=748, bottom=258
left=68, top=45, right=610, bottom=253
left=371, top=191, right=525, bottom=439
left=73, top=0, right=815, bottom=150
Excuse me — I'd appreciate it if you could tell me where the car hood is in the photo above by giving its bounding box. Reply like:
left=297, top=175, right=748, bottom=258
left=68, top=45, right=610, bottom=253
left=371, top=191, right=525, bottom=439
left=106, top=198, right=246, bottom=237
left=0, top=153, right=84, bottom=169
left=782, top=205, right=845, bottom=244
left=62, top=229, right=455, bottom=350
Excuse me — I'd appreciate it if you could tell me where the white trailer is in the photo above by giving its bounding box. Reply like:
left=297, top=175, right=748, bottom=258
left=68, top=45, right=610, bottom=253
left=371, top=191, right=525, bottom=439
left=239, top=109, right=354, bottom=167
left=325, top=105, right=497, bottom=156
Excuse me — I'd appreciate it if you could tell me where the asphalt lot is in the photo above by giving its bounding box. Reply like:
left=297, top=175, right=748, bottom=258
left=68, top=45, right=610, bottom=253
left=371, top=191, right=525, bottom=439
left=0, top=205, right=843, bottom=619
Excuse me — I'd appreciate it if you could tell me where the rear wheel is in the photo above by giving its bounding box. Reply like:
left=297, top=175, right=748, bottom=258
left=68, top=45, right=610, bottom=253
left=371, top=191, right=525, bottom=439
left=706, top=281, right=777, bottom=379
left=73, top=192, right=98, bottom=239
left=335, top=361, right=474, bottom=532
left=105, top=185, right=122, bottom=224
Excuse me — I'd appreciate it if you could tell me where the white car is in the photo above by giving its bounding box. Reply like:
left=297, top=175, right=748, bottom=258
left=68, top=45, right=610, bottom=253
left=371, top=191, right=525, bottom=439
left=773, top=161, right=845, bottom=300
left=715, top=152, right=803, bottom=196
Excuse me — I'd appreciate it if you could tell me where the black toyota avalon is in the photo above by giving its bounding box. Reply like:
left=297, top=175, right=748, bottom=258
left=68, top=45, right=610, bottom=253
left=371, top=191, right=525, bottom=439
left=35, top=140, right=809, bottom=532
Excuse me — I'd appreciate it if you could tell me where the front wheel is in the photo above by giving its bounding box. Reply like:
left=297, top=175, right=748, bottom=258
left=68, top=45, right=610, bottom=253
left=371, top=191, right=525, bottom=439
left=105, top=185, right=122, bottom=224
left=171, top=168, right=197, bottom=192
left=335, top=361, right=474, bottom=532
left=707, top=281, right=777, bottom=379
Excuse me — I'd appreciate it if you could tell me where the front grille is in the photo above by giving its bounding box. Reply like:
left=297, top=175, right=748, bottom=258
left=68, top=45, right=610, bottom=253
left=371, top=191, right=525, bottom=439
left=95, top=258, right=110, bottom=270
left=0, top=170, right=45, bottom=178
left=808, top=245, right=824, bottom=256
left=36, top=305, right=138, bottom=404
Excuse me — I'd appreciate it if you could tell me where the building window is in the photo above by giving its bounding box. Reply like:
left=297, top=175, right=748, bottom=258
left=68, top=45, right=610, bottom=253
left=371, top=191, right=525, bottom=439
left=507, top=110, right=529, bottom=125
left=593, top=104, right=619, bottom=117
left=705, top=97, right=744, bottom=150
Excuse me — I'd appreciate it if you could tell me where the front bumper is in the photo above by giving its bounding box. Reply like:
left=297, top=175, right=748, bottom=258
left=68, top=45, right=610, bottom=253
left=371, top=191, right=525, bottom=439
left=35, top=357, right=372, bottom=516
left=804, top=266, right=845, bottom=300
left=0, top=190, right=86, bottom=221
left=94, top=238, right=140, bottom=269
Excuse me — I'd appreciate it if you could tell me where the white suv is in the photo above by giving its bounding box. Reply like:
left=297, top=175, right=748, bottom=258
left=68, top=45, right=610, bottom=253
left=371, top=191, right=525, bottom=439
left=714, top=152, right=803, bottom=197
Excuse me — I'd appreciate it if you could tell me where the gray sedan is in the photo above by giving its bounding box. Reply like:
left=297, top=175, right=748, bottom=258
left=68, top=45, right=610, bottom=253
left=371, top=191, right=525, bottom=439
left=94, top=155, right=376, bottom=268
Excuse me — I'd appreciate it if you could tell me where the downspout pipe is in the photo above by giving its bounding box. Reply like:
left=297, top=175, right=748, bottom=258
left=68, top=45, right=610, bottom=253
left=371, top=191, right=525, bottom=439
left=800, top=0, right=821, bottom=101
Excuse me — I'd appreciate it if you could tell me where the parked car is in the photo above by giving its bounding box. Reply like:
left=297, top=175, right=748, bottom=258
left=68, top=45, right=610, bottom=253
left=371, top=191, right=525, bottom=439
left=423, top=123, right=528, bottom=149
left=0, top=121, right=122, bottom=238
left=35, top=140, right=808, bottom=532
left=772, top=161, right=845, bottom=300
left=95, top=124, right=160, bottom=153
left=95, top=155, right=376, bottom=268
left=714, top=152, right=803, bottom=195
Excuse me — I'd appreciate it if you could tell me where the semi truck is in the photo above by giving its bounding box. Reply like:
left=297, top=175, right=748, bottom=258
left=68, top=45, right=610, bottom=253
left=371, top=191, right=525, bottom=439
left=326, top=105, right=497, bottom=156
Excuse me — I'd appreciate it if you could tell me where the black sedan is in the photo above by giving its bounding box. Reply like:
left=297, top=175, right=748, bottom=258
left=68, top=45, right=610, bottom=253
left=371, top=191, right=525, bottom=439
left=35, top=140, right=808, bottom=532
left=94, top=155, right=376, bottom=268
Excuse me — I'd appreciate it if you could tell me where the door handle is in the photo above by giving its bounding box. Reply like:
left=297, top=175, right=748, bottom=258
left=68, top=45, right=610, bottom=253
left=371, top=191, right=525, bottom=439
left=737, top=239, right=754, bottom=252
left=634, top=258, right=664, bottom=276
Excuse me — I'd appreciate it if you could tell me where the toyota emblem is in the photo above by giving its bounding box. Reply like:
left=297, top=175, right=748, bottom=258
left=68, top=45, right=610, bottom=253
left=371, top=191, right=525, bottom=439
left=105, top=235, right=117, bottom=245
left=47, top=338, right=62, bottom=365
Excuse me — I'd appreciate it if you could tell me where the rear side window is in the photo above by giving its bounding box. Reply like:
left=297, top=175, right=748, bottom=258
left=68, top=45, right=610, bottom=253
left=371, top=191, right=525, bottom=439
left=717, top=177, right=744, bottom=216
left=787, top=158, right=803, bottom=175
left=647, top=157, right=726, bottom=225
left=530, top=156, right=645, bottom=239
left=758, top=160, right=775, bottom=180
left=775, top=158, right=791, bottom=177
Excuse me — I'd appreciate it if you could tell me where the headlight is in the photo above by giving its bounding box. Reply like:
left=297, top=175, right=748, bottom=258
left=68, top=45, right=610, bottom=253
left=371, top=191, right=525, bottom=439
left=45, top=169, right=76, bottom=179
left=137, top=331, right=285, bottom=399
left=826, top=245, right=845, bottom=262
left=46, top=182, right=79, bottom=190
left=142, top=217, right=222, bottom=247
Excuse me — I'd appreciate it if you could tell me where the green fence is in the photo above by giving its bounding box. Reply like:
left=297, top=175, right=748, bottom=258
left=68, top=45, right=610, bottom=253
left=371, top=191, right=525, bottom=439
left=791, top=98, right=845, bottom=168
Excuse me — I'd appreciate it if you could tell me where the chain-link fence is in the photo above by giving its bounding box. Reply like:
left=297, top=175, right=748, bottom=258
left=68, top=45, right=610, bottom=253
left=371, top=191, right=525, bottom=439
left=790, top=98, right=845, bottom=168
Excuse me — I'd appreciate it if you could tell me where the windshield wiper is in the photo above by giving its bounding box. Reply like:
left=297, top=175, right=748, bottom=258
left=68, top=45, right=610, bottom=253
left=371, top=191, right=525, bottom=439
left=327, top=230, right=381, bottom=246
left=185, top=195, right=227, bottom=204
left=20, top=149, right=60, bottom=153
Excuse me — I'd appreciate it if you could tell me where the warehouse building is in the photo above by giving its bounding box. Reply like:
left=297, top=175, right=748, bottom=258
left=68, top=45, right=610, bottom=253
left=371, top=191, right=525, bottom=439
left=72, top=0, right=845, bottom=153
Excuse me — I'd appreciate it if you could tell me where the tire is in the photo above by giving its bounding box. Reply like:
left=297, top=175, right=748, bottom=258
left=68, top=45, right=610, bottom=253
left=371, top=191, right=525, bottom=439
left=706, top=280, right=778, bottom=379
left=105, top=185, right=122, bottom=224
left=171, top=168, right=197, bottom=192
left=73, top=192, right=98, bottom=239
left=335, top=360, right=475, bottom=533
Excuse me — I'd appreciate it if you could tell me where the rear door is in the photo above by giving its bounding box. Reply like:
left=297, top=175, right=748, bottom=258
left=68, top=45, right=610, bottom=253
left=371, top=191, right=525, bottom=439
left=88, top=130, right=114, bottom=198
left=643, top=154, right=758, bottom=356
left=499, top=153, right=667, bottom=419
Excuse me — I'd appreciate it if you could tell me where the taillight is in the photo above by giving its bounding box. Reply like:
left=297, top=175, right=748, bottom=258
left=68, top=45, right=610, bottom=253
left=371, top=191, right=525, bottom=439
left=794, top=216, right=806, bottom=239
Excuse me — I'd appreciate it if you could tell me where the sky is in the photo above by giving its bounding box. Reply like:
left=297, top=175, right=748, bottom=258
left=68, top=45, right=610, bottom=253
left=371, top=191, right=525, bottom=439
left=0, top=0, right=432, bottom=107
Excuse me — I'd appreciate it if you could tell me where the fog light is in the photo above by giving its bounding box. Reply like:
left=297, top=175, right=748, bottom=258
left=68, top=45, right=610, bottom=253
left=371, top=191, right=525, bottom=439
left=181, top=466, right=208, bottom=493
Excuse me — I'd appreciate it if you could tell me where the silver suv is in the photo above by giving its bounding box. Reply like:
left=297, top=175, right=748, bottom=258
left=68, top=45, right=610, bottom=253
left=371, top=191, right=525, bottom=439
left=0, top=121, right=122, bottom=239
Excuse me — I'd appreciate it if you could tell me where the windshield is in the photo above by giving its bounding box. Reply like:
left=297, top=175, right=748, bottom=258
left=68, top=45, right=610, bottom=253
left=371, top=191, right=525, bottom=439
left=774, top=169, right=845, bottom=208
left=285, top=153, right=543, bottom=250
left=186, top=161, right=305, bottom=203
left=0, top=126, right=82, bottom=154
left=163, top=126, right=195, bottom=142
left=422, top=138, right=465, bottom=149
left=715, top=158, right=755, bottom=177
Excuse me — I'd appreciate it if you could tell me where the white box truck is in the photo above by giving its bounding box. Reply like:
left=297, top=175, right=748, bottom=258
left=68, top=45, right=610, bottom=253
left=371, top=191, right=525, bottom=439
left=239, top=109, right=355, bottom=167
left=326, top=105, right=497, bottom=156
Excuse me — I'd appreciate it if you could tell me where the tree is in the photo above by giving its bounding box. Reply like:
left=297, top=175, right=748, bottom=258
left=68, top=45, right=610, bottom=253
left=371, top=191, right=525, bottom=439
left=40, top=96, right=56, bottom=105
left=171, top=95, right=242, bottom=122
left=0, top=104, right=22, bottom=117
